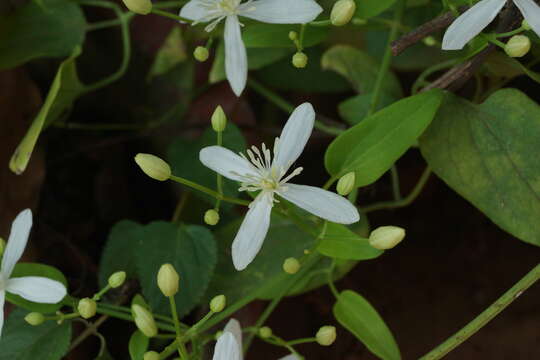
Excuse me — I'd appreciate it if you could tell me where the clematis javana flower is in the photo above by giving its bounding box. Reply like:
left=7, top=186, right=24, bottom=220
left=200, top=103, right=359, bottom=270
left=0, top=210, right=67, bottom=336
left=442, top=0, right=540, bottom=50
left=180, top=0, right=323, bottom=96
left=213, top=319, right=299, bottom=360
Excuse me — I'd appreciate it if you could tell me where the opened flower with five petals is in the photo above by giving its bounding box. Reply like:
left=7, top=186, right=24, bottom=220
left=179, top=0, right=323, bottom=96
left=200, top=103, right=360, bottom=270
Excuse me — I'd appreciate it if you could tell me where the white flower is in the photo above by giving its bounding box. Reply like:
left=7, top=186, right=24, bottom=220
left=0, top=210, right=67, bottom=336
left=200, top=103, right=360, bottom=270
left=180, top=0, right=323, bottom=96
left=213, top=319, right=300, bottom=360
left=442, top=0, right=540, bottom=50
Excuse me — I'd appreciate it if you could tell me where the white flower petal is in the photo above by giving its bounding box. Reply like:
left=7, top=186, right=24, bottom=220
left=239, top=0, right=323, bottom=23
left=2, top=209, right=32, bottom=278
left=224, top=15, right=248, bottom=96
left=280, top=184, right=359, bottom=224
left=232, top=194, right=273, bottom=270
left=272, top=103, right=315, bottom=172
left=179, top=0, right=213, bottom=22
left=442, top=0, right=506, bottom=50
left=278, top=355, right=300, bottom=360
left=0, top=291, right=4, bottom=338
left=6, top=277, right=67, bottom=303
left=200, top=146, right=259, bottom=181
left=213, top=331, right=241, bottom=360
left=513, top=0, right=540, bottom=37
left=224, top=318, right=243, bottom=353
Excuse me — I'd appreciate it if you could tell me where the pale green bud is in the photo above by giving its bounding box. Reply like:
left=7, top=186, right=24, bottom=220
left=157, top=263, right=180, bottom=297
left=25, top=312, right=45, bottom=326
left=211, top=106, right=227, bottom=132
left=204, top=209, right=220, bottom=226
left=122, top=0, right=152, bottom=14
left=336, top=172, right=355, bottom=196
left=316, top=325, right=336, bottom=346
left=259, top=326, right=272, bottom=338
left=283, top=257, right=301, bottom=274
left=505, top=35, right=531, bottom=58
left=135, top=153, right=171, bottom=181
left=108, top=271, right=127, bottom=288
left=289, top=31, right=298, bottom=41
left=78, top=298, right=97, bottom=319
left=144, top=351, right=160, bottom=360
left=132, top=304, right=158, bottom=337
left=194, top=46, right=209, bottom=62
left=369, top=225, right=405, bottom=250
left=210, top=294, right=226, bottom=313
left=522, top=20, right=531, bottom=31
left=0, top=237, right=5, bottom=257
left=331, top=0, right=356, bottom=26
left=292, top=52, right=308, bottom=68
left=423, top=36, right=437, bottom=47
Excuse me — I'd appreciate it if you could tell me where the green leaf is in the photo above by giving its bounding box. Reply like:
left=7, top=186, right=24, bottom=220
left=338, top=92, right=396, bottom=125
left=243, top=23, right=328, bottom=48
left=147, top=27, right=187, bottom=81
left=0, top=0, right=85, bottom=70
left=129, top=330, right=149, bottom=360
left=0, top=308, right=72, bottom=360
left=419, top=89, right=540, bottom=246
left=325, top=90, right=443, bottom=187
left=334, top=290, right=400, bottom=360
left=317, top=223, right=382, bottom=260
left=6, top=263, right=67, bottom=314
left=354, top=0, right=397, bottom=19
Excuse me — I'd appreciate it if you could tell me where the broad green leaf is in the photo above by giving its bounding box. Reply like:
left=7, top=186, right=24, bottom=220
left=325, top=90, right=443, bottom=187
left=0, top=0, right=85, bottom=69
left=354, top=0, right=397, bottom=19
left=129, top=330, right=149, bottom=360
left=338, top=93, right=396, bottom=125
left=7, top=263, right=67, bottom=314
left=243, top=24, right=328, bottom=48
left=334, top=290, right=400, bottom=360
left=147, top=27, right=187, bottom=81
left=0, top=308, right=71, bottom=360
left=419, top=89, right=540, bottom=246
left=317, top=223, right=382, bottom=260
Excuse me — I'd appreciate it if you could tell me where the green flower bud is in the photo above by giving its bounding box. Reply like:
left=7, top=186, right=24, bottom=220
left=283, top=257, right=301, bottom=274
left=369, top=225, right=405, bottom=250
left=0, top=237, right=5, bottom=257
left=316, top=325, right=336, bottom=346
left=211, top=106, right=227, bottom=132
left=336, top=172, right=355, bottom=196
left=194, top=46, right=210, bottom=62
left=292, top=52, right=308, bottom=68
left=157, top=263, right=180, bottom=297
left=331, top=0, right=356, bottom=26
left=505, top=35, right=531, bottom=58
left=25, top=312, right=45, bottom=326
left=134, top=153, right=171, bottom=181
left=143, top=351, right=160, bottom=360
left=122, top=0, right=152, bottom=14
left=422, top=36, right=437, bottom=47
left=259, top=326, right=273, bottom=338
left=108, top=271, right=127, bottom=288
left=132, top=304, right=158, bottom=338
left=522, top=20, right=531, bottom=31
left=210, top=294, right=226, bottom=313
left=204, top=209, right=220, bottom=226
left=78, top=298, right=97, bottom=319
left=288, top=31, right=298, bottom=41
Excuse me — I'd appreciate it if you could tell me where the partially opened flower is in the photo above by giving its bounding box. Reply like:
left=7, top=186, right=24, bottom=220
left=442, top=0, right=540, bottom=50
left=180, top=0, right=323, bottom=96
left=0, top=210, right=67, bottom=336
left=200, top=103, right=360, bottom=270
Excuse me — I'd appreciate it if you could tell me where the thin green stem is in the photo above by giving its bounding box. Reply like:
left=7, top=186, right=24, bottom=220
left=151, top=8, right=192, bottom=23
left=170, top=175, right=250, bottom=206
left=327, top=259, right=339, bottom=299
left=68, top=315, right=109, bottom=352
left=308, top=20, right=332, bottom=27
left=152, top=1, right=189, bottom=9
left=420, top=263, right=540, bottom=360
left=287, top=337, right=317, bottom=346
left=169, top=296, right=185, bottom=358
left=390, top=165, right=402, bottom=201
left=93, top=284, right=111, bottom=301
left=86, top=18, right=125, bottom=31
left=95, top=306, right=176, bottom=332
left=215, top=131, right=224, bottom=209
left=323, top=175, right=339, bottom=190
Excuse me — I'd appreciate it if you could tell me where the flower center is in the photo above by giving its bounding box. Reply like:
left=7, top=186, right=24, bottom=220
left=217, top=0, right=240, bottom=14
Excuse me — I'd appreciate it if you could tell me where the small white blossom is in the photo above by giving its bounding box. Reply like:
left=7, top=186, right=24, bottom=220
left=180, top=0, right=323, bottom=96
left=442, top=0, right=540, bottom=50
left=0, top=210, right=67, bottom=336
left=200, top=103, right=360, bottom=270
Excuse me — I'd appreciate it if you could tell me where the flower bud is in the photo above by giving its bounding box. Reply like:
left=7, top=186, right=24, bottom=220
left=211, top=106, right=227, bottom=132
left=336, top=172, right=355, bottom=196
left=122, top=0, right=152, bottom=14
left=331, top=0, right=356, bottom=26
left=25, top=312, right=45, bottom=326
left=288, top=31, right=298, bottom=41
left=108, top=271, right=127, bottom=288
left=522, top=20, right=531, bottom=31
left=157, top=263, right=180, bottom=297
left=505, top=35, right=531, bottom=58
left=210, top=294, right=226, bottom=312
left=194, top=46, right=209, bottom=62
left=423, top=36, right=437, bottom=47
left=259, top=326, right=272, bottom=338
left=132, top=304, right=158, bottom=338
left=135, top=153, right=171, bottom=181
left=204, top=209, right=220, bottom=226
left=283, top=257, right=301, bottom=274
left=292, top=52, right=308, bottom=68
left=0, top=237, right=5, bottom=257
left=78, top=298, right=97, bottom=319
left=316, top=325, right=336, bottom=346
left=369, top=225, right=405, bottom=250
left=143, top=351, right=160, bottom=360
